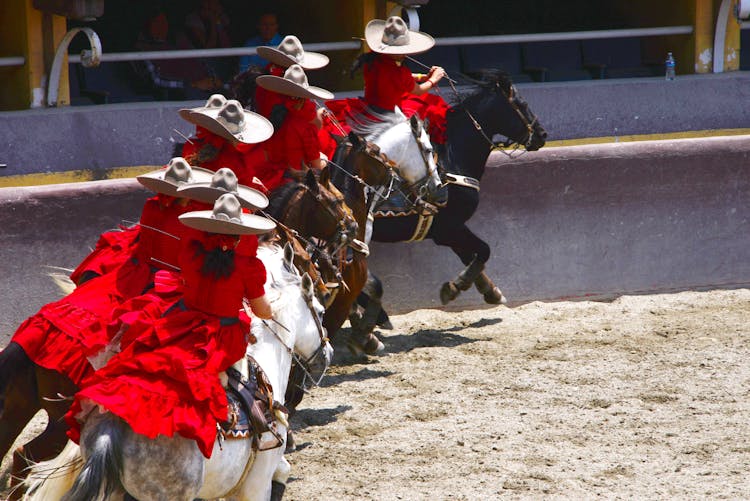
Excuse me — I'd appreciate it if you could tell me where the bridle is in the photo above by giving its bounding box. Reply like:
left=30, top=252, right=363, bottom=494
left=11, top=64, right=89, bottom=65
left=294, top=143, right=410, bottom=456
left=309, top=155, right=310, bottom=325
left=445, top=73, right=538, bottom=157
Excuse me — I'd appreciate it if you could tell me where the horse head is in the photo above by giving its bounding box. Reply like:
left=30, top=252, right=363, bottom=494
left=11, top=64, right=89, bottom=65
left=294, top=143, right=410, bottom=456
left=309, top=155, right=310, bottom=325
left=252, top=243, right=332, bottom=392
left=354, top=108, right=441, bottom=190
left=346, top=132, right=396, bottom=187
left=453, top=70, right=547, bottom=153
left=265, top=169, right=358, bottom=250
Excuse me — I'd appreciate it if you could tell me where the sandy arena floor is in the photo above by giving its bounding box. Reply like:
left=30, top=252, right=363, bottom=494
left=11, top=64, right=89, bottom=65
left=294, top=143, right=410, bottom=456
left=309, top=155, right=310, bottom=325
left=3, top=289, right=749, bottom=499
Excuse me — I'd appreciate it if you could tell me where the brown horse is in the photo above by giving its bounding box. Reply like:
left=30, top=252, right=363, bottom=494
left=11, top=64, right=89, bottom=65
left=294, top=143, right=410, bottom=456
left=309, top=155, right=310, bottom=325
left=323, top=133, right=396, bottom=354
left=0, top=168, right=355, bottom=499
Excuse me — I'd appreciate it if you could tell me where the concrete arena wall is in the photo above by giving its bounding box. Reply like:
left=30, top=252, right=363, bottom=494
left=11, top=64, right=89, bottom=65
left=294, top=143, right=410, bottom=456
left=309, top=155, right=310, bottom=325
left=2, top=73, right=750, bottom=177
left=2, top=135, right=749, bottom=342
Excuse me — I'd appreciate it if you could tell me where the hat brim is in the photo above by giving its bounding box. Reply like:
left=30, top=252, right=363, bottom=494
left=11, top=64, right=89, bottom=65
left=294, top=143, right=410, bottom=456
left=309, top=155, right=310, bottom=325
left=364, top=19, right=435, bottom=55
left=179, top=211, right=276, bottom=235
left=256, top=75, right=334, bottom=101
left=185, top=108, right=274, bottom=145
left=176, top=183, right=269, bottom=211
left=256, top=46, right=329, bottom=70
left=137, top=166, right=216, bottom=196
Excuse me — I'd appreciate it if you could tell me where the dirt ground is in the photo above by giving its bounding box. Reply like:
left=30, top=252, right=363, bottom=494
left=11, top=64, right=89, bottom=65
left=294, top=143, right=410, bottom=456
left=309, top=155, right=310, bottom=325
left=3, top=288, right=749, bottom=500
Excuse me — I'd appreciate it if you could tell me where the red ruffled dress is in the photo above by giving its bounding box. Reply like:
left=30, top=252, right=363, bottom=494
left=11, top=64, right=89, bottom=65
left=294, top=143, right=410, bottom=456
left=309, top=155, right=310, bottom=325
left=255, top=97, right=321, bottom=192
left=182, top=126, right=268, bottom=193
left=9, top=195, right=204, bottom=386
left=323, top=53, right=449, bottom=147
left=68, top=233, right=266, bottom=458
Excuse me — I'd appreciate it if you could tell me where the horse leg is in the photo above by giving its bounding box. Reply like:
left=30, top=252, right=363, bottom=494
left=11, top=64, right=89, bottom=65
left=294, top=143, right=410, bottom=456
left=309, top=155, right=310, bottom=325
left=0, top=344, right=39, bottom=466
left=432, top=222, right=499, bottom=305
left=352, top=271, right=392, bottom=337
left=9, top=366, right=77, bottom=498
left=270, top=455, right=291, bottom=501
left=474, top=272, right=507, bottom=305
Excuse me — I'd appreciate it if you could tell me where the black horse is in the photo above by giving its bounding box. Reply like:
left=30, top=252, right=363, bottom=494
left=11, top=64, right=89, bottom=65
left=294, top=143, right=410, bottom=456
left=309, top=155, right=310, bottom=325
left=357, top=70, right=547, bottom=335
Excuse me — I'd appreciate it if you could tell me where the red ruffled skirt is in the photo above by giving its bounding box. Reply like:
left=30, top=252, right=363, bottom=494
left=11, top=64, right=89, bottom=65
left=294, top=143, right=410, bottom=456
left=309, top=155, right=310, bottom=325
left=70, top=226, right=139, bottom=285
left=11, top=257, right=155, bottom=386
left=68, top=278, right=251, bottom=458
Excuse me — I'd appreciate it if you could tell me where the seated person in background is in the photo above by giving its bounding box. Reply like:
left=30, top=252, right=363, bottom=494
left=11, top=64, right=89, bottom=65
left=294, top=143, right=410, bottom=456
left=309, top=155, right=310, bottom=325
left=133, top=9, right=222, bottom=99
left=184, top=0, right=233, bottom=82
left=239, top=12, right=283, bottom=72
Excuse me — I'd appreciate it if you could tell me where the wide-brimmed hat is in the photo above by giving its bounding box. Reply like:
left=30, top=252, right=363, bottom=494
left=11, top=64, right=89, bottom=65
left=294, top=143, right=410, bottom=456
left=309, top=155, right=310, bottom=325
left=137, top=157, right=215, bottom=197
left=186, top=100, right=274, bottom=145
left=179, top=193, right=276, bottom=235
left=178, top=93, right=227, bottom=123
left=256, top=64, right=334, bottom=101
left=364, top=16, right=435, bottom=55
left=176, top=167, right=269, bottom=210
left=256, top=35, right=329, bottom=70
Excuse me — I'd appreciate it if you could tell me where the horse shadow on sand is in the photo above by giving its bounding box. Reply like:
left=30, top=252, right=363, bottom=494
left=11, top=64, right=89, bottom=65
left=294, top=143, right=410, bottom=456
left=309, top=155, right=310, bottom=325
left=378, top=316, right=503, bottom=354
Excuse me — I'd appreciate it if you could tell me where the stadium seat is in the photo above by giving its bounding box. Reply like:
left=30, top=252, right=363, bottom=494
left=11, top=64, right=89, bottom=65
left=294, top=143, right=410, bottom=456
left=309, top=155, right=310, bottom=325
left=521, top=40, right=594, bottom=82
left=582, top=37, right=658, bottom=79
left=461, top=43, right=532, bottom=83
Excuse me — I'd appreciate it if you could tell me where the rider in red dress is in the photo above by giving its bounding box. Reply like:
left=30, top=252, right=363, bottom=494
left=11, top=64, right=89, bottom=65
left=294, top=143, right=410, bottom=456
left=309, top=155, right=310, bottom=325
left=254, top=64, right=334, bottom=191
left=68, top=193, right=275, bottom=458
left=180, top=95, right=274, bottom=192
left=9, top=159, right=213, bottom=386
left=323, top=16, right=448, bottom=147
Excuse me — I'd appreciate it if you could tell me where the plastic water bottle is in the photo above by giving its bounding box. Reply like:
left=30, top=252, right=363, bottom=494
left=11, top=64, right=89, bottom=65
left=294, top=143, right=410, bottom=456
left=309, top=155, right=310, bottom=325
left=665, top=52, right=676, bottom=81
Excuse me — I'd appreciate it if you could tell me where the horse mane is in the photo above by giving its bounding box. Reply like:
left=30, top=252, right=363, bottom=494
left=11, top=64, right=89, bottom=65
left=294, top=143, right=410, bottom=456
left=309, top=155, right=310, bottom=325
left=229, top=66, right=265, bottom=110
left=453, top=69, right=514, bottom=109
left=255, top=243, right=300, bottom=310
left=350, top=108, right=406, bottom=140
left=264, top=181, right=302, bottom=220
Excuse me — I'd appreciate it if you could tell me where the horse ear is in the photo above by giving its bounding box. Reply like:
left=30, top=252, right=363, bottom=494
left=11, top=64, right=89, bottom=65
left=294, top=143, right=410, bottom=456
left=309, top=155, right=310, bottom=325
left=301, top=273, right=314, bottom=300
left=305, top=169, right=319, bottom=194
left=283, top=242, right=295, bottom=269
left=409, top=114, right=421, bottom=135
left=348, top=132, right=361, bottom=148
left=319, top=162, right=331, bottom=186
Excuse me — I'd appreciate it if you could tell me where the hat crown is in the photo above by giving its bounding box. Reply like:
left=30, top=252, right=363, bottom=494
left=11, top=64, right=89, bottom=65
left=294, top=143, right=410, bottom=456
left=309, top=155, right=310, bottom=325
left=382, top=16, right=410, bottom=46
left=210, top=167, right=239, bottom=194
left=283, top=64, right=309, bottom=88
left=164, top=157, right=193, bottom=185
left=204, top=94, right=227, bottom=109
left=211, top=193, right=243, bottom=224
left=278, top=35, right=304, bottom=63
left=217, top=100, right=245, bottom=133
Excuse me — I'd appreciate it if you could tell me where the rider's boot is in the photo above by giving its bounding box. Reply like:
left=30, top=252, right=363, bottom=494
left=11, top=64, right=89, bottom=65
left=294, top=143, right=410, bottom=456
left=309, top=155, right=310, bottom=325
left=475, top=272, right=507, bottom=305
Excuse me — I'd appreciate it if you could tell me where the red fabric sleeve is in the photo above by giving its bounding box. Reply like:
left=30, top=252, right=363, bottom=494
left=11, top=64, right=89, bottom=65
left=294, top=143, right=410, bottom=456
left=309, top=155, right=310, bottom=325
left=242, top=256, right=267, bottom=300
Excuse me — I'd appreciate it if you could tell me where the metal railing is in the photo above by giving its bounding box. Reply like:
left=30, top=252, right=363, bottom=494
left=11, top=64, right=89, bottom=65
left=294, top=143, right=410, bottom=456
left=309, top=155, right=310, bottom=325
left=65, top=25, right=693, bottom=65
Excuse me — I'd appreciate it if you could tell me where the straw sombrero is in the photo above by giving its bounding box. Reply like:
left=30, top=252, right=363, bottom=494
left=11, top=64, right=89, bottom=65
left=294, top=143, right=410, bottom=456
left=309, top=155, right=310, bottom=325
left=256, top=35, right=329, bottom=70
left=186, top=100, right=274, bottom=145
left=256, top=64, right=334, bottom=101
left=176, top=167, right=269, bottom=210
left=364, top=16, right=435, bottom=55
left=136, top=157, right=215, bottom=197
left=178, top=93, right=226, bottom=123
left=179, top=193, right=276, bottom=235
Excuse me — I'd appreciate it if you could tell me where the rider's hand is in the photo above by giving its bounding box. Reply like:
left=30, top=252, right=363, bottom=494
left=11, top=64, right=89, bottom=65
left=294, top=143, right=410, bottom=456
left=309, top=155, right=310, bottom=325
left=428, top=66, right=446, bottom=84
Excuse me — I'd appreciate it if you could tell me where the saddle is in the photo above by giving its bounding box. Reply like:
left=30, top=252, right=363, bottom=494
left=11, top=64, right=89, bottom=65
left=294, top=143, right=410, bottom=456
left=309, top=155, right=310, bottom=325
left=219, top=356, right=288, bottom=451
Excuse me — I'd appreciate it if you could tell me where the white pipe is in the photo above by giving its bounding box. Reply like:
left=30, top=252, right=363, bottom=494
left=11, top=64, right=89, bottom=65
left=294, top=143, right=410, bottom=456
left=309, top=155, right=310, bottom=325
left=0, top=57, right=25, bottom=67
left=714, top=0, right=733, bottom=73
left=66, top=26, right=694, bottom=65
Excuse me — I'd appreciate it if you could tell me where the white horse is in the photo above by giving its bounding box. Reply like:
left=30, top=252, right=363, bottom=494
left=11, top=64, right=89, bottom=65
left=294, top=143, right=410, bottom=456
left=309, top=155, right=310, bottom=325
left=351, top=107, right=441, bottom=193
left=22, top=242, right=332, bottom=501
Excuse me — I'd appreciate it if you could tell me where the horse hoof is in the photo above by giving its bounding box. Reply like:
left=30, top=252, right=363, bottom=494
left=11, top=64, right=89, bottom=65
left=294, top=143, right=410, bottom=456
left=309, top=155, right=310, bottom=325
left=440, top=282, right=460, bottom=304
left=484, top=287, right=507, bottom=305
left=285, top=429, right=296, bottom=453
left=363, top=333, right=385, bottom=355
left=378, top=318, right=394, bottom=330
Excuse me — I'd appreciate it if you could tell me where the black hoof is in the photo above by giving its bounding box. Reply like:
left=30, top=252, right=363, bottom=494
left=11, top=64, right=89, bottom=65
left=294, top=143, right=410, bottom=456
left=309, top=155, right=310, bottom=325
left=271, top=480, right=287, bottom=501
left=285, top=429, right=296, bottom=453
left=347, top=332, right=385, bottom=357
left=440, top=281, right=460, bottom=304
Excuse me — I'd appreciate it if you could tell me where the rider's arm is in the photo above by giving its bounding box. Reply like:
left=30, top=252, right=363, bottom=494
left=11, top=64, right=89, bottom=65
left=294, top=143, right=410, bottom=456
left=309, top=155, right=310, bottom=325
left=411, top=66, right=446, bottom=96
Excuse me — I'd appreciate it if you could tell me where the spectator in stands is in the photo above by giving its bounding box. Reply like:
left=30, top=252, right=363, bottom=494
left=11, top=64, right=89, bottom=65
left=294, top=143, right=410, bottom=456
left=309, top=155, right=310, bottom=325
left=239, top=12, right=282, bottom=72
left=184, top=0, right=233, bottom=81
left=133, top=8, right=221, bottom=100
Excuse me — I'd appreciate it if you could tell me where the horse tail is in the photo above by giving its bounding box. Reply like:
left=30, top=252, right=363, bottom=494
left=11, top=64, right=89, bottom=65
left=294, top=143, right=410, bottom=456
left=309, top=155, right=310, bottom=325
left=0, top=342, right=32, bottom=416
left=22, top=440, right=83, bottom=501
left=61, top=415, right=125, bottom=501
